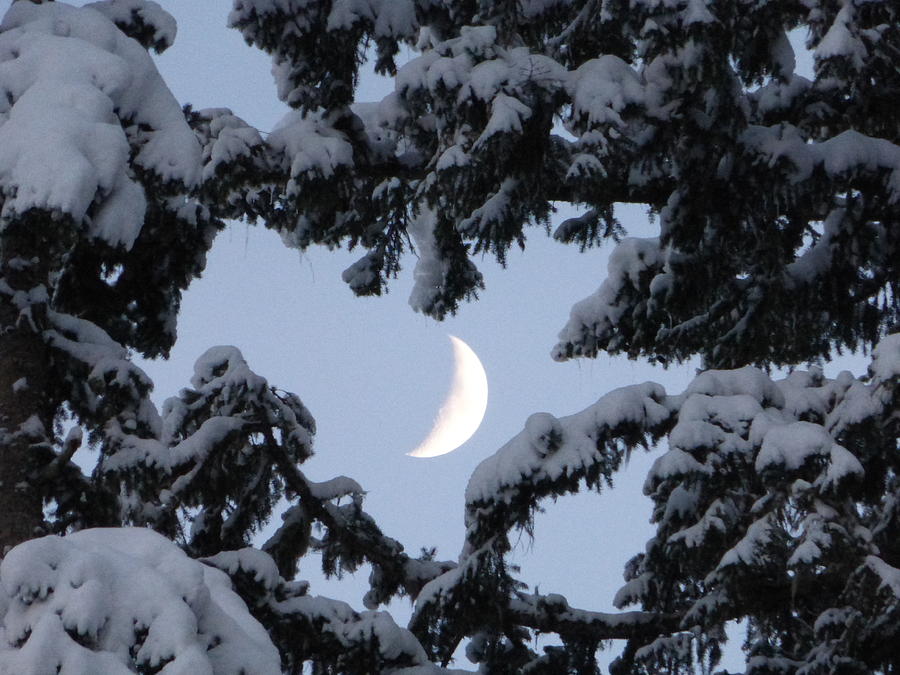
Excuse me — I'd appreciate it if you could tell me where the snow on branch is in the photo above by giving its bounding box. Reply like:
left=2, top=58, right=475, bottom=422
left=413, top=333, right=899, bottom=669
left=465, top=381, right=674, bottom=546
left=508, top=592, right=681, bottom=642
left=189, top=108, right=269, bottom=223
left=216, top=0, right=900, bottom=365
left=0, top=528, right=281, bottom=674
left=201, top=543, right=469, bottom=675
left=266, top=439, right=455, bottom=607
left=552, top=237, right=668, bottom=362
left=84, top=0, right=177, bottom=53
left=0, top=2, right=199, bottom=247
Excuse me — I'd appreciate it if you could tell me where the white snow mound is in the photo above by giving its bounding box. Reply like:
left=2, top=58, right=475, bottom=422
left=0, top=528, right=281, bottom=675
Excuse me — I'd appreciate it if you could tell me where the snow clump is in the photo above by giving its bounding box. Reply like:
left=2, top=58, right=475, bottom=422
left=0, top=528, right=281, bottom=675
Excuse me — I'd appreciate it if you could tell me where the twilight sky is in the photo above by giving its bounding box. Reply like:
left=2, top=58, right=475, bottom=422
left=134, top=2, right=696, bottom=617
left=20, top=1, right=867, bottom=667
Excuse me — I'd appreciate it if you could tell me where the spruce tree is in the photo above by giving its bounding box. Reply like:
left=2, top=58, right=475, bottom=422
left=0, top=0, right=897, bottom=673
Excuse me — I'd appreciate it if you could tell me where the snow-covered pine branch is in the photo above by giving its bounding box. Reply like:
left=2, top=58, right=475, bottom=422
left=0, top=528, right=282, bottom=675
left=0, top=0, right=218, bottom=548
left=227, top=0, right=898, bottom=368
left=410, top=333, right=898, bottom=672
left=0, top=5, right=456, bottom=671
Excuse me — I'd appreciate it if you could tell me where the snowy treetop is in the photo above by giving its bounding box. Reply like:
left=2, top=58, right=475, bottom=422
left=0, top=2, right=199, bottom=248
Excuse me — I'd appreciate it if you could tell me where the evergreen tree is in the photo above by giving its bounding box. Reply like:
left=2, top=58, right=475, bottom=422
left=0, top=0, right=897, bottom=674
left=0, top=0, right=214, bottom=549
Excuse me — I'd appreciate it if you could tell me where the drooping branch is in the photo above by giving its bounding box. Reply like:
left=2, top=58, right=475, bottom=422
left=267, top=442, right=455, bottom=605
left=509, top=593, right=682, bottom=643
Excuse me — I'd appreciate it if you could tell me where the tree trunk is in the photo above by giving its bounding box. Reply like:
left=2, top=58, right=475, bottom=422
left=0, top=224, right=59, bottom=553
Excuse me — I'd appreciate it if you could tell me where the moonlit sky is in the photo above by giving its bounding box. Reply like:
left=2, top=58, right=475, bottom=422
left=136, top=2, right=694, bottom=619
left=25, top=2, right=869, bottom=666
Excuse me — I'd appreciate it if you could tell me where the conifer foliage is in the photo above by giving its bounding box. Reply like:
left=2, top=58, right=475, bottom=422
left=0, top=0, right=897, bottom=673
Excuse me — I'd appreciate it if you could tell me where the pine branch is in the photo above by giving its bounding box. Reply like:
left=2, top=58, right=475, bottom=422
left=509, top=592, right=682, bottom=642
left=267, top=442, right=455, bottom=602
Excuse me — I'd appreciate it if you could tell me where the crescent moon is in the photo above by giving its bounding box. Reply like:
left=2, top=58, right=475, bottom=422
left=407, top=335, right=489, bottom=458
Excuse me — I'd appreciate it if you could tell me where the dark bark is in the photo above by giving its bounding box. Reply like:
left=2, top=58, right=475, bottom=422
left=0, top=222, right=61, bottom=553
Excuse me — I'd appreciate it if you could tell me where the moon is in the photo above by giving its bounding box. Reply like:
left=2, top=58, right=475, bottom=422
left=407, top=335, right=489, bottom=458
